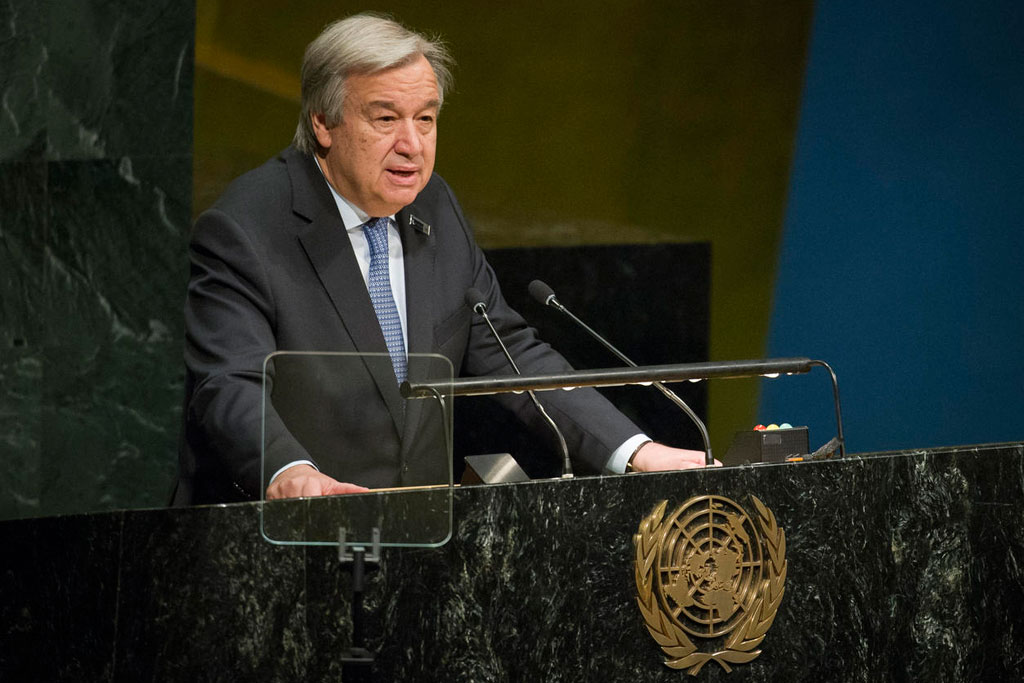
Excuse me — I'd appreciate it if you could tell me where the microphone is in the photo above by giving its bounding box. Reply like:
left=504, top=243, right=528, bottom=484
left=528, top=279, right=714, bottom=467
left=464, top=288, right=573, bottom=478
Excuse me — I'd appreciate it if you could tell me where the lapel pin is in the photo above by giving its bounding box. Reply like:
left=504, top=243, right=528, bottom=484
left=409, top=214, right=431, bottom=236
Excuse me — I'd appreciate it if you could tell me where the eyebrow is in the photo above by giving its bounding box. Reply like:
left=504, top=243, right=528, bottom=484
left=366, top=99, right=441, bottom=111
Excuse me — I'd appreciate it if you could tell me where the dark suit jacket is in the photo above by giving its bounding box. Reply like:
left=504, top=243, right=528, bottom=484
left=174, top=147, right=641, bottom=505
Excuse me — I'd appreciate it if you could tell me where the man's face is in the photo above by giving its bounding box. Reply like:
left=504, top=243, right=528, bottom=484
left=314, top=55, right=439, bottom=217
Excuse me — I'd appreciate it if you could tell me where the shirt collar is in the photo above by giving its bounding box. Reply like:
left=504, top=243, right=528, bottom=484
left=313, top=156, right=394, bottom=233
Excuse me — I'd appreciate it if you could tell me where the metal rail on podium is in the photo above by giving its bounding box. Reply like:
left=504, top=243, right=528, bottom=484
left=401, top=357, right=847, bottom=459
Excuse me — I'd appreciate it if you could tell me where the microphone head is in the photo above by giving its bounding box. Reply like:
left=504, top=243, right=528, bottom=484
left=528, top=280, right=557, bottom=306
left=465, top=287, right=487, bottom=312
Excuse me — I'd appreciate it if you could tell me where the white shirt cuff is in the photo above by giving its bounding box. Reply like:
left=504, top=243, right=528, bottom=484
left=269, top=459, right=318, bottom=485
left=605, top=434, right=652, bottom=474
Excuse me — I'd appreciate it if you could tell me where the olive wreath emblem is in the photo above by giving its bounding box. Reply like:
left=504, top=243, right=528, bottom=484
left=633, top=496, right=786, bottom=675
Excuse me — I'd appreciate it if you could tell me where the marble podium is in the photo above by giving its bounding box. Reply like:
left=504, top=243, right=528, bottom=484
left=1, top=442, right=1022, bottom=681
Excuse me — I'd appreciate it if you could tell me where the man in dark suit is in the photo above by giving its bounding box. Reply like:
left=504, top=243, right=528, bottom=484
left=175, top=13, right=711, bottom=506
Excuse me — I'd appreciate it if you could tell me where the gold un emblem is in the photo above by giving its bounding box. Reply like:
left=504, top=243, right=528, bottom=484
left=633, top=495, right=786, bottom=675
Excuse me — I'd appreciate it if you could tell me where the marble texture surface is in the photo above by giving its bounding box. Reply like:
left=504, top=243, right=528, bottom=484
left=0, top=511, right=122, bottom=681
left=0, top=0, right=193, bottom=519
left=0, top=0, right=193, bottom=161
left=1, top=443, right=1021, bottom=681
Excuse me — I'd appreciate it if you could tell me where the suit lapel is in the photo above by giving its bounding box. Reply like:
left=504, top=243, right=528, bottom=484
left=397, top=202, right=436, bottom=357
left=287, top=149, right=406, bottom=433
left=396, top=201, right=443, bottom=470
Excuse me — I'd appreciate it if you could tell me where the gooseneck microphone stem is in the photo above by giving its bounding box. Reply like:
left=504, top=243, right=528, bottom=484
left=466, top=290, right=573, bottom=479
left=810, top=359, right=846, bottom=457
left=530, top=280, right=714, bottom=467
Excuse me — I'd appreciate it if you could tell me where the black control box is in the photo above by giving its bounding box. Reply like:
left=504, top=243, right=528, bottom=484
left=724, top=426, right=809, bottom=464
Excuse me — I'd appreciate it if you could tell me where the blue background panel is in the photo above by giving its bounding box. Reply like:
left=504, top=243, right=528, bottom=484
left=761, top=0, right=1024, bottom=452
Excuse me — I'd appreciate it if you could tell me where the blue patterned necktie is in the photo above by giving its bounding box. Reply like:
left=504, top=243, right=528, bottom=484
left=362, top=217, right=407, bottom=384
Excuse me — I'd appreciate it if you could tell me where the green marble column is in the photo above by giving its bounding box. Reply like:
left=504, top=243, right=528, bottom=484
left=0, top=0, right=194, bottom=519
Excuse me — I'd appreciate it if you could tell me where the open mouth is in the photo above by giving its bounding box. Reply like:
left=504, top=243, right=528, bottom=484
left=387, top=169, right=417, bottom=180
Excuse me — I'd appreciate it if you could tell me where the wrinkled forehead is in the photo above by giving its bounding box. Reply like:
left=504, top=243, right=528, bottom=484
left=343, top=55, right=441, bottom=108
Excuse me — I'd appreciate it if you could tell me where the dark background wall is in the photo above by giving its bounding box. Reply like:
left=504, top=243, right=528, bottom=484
left=760, top=0, right=1024, bottom=453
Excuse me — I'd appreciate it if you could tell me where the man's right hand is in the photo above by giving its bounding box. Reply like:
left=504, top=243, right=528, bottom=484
left=265, top=464, right=369, bottom=500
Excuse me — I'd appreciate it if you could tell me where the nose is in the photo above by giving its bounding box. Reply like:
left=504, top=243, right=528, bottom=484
left=393, top=119, right=423, bottom=157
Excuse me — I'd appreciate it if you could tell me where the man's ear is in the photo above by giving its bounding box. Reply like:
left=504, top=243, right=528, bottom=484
left=311, top=112, right=333, bottom=150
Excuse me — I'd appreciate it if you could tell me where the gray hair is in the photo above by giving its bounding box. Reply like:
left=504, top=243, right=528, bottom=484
left=293, top=13, right=454, bottom=154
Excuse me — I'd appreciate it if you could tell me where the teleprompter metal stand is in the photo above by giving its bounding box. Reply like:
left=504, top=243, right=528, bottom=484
left=339, top=527, right=381, bottom=682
